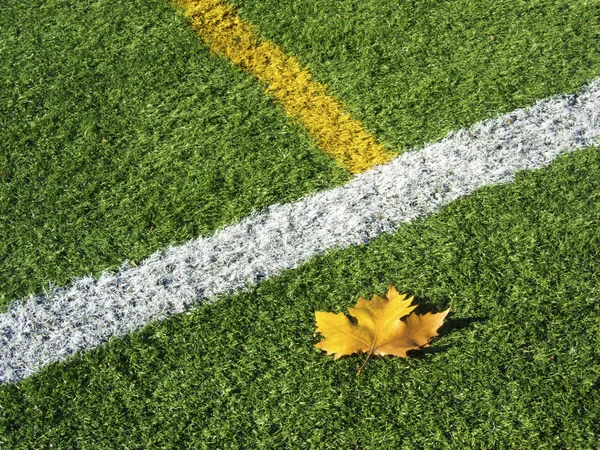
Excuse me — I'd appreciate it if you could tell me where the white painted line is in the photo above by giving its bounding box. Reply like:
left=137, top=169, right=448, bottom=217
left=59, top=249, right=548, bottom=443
left=1, top=80, right=599, bottom=383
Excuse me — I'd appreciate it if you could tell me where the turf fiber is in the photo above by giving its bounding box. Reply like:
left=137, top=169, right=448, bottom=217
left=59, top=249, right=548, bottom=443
left=2, top=0, right=600, bottom=310
left=231, top=0, right=600, bottom=149
left=1, top=0, right=600, bottom=447
left=1, top=147, right=599, bottom=448
left=0, top=0, right=349, bottom=310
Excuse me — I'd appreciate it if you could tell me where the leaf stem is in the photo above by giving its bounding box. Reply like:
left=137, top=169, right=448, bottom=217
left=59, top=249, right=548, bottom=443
left=358, top=348, right=374, bottom=375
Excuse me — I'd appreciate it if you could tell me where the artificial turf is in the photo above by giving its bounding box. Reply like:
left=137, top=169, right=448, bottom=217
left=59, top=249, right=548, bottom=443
left=2, top=0, right=600, bottom=447
left=2, top=0, right=600, bottom=312
left=0, top=0, right=351, bottom=310
left=2, top=146, right=598, bottom=449
left=231, top=0, right=600, bottom=150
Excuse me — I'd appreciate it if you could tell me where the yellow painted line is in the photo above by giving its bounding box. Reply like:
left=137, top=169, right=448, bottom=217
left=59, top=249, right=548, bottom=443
left=175, top=0, right=396, bottom=174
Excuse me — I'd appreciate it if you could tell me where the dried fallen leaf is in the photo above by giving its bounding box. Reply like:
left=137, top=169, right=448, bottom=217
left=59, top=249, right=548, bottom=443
left=315, top=285, right=450, bottom=374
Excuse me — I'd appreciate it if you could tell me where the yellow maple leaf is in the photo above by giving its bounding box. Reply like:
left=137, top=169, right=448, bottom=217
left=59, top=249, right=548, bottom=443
left=315, top=285, right=450, bottom=373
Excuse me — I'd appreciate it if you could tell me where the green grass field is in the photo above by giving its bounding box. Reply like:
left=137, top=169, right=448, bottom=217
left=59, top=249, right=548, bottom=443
left=0, top=0, right=350, bottom=310
left=1, top=0, right=600, bottom=448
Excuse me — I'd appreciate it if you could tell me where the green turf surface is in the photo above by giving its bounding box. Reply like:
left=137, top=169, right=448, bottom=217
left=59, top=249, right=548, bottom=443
left=2, top=147, right=598, bottom=449
left=231, top=0, right=600, bottom=150
left=0, top=0, right=350, bottom=310
left=2, top=0, right=600, bottom=311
